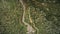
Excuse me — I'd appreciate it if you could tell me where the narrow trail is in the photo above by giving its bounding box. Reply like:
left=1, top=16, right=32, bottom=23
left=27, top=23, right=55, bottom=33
left=28, top=8, right=39, bottom=34
left=20, top=0, right=39, bottom=34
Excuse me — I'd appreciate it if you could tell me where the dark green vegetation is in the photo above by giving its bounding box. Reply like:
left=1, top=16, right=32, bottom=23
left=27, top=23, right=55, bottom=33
left=29, top=0, right=60, bottom=34
left=0, top=0, right=27, bottom=34
left=0, top=0, right=60, bottom=34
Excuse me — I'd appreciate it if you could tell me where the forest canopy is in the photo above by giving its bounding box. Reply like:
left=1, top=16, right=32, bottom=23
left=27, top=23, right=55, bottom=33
left=0, top=0, right=60, bottom=34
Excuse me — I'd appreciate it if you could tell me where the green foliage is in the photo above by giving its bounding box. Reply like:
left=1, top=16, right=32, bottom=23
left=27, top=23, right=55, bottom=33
left=0, top=0, right=60, bottom=34
left=0, top=0, right=27, bottom=34
left=29, top=0, right=60, bottom=34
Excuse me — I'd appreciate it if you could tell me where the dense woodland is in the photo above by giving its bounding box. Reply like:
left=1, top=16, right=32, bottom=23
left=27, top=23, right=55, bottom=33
left=0, top=0, right=60, bottom=34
